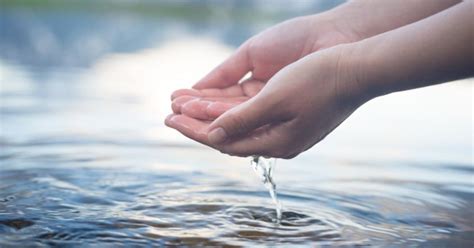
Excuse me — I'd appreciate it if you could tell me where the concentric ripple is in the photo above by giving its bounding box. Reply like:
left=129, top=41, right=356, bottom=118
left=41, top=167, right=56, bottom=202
left=1, top=163, right=472, bottom=247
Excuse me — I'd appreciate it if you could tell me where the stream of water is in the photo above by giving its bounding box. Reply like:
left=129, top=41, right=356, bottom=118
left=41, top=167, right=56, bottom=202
left=251, top=156, right=282, bottom=222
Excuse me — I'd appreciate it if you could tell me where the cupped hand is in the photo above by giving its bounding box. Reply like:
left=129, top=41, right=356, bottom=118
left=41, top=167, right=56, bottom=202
left=166, top=45, right=367, bottom=158
left=193, top=15, right=357, bottom=91
left=170, top=14, right=358, bottom=121
left=167, top=14, right=362, bottom=157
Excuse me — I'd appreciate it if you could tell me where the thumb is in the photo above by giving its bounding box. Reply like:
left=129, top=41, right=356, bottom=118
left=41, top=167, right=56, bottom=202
left=206, top=96, right=277, bottom=145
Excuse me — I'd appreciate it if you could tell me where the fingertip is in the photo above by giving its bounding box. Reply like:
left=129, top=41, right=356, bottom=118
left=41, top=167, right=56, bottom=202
left=171, top=95, right=198, bottom=113
left=166, top=114, right=212, bottom=144
left=182, top=99, right=212, bottom=120
left=192, top=74, right=215, bottom=89
left=171, top=89, right=201, bottom=100
left=171, top=101, right=180, bottom=114
left=164, top=114, right=176, bottom=127
left=192, top=82, right=204, bottom=90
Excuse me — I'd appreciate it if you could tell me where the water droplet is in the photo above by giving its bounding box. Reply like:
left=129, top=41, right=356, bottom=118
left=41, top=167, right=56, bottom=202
left=251, top=156, right=282, bottom=222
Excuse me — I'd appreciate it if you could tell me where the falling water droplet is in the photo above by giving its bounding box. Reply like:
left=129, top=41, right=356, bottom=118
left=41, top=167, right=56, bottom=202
left=251, top=156, right=282, bottom=222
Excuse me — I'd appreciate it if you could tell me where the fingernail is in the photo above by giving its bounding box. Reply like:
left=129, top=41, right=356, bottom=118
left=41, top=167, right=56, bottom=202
left=208, top=127, right=227, bottom=144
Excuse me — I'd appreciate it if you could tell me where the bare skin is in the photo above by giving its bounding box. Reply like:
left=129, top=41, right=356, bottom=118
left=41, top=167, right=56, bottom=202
left=166, top=0, right=472, bottom=158
left=170, top=0, right=461, bottom=113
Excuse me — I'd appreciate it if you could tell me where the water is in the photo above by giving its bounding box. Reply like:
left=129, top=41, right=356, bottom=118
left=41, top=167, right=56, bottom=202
left=1, top=1, right=473, bottom=247
left=251, top=156, right=282, bottom=222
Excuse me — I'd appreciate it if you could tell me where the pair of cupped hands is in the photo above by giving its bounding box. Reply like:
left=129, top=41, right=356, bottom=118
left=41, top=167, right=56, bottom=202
left=166, top=16, right=365, bottom=159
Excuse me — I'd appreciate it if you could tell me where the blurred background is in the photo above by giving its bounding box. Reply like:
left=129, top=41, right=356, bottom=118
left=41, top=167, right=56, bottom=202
left=1, top=0, right=471, bottom=163
left=0, top=0, right=472, bottom=246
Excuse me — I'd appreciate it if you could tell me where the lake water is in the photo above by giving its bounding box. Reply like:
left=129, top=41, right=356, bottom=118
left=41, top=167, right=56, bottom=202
left=1, top=1, right=473, bottom=247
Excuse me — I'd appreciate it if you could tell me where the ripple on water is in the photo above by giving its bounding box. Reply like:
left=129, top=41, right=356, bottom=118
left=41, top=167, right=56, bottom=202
left=0, top=166, right=473, bottom=247
left=222, top=206, right=342, bottom=244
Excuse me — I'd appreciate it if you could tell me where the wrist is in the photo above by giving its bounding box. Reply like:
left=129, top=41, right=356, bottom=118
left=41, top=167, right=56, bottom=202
left=305, top=11, right=362, bottom=51
left=327, top=43, right=376, bottom=106
left=315, top=2, right=370, bottom=42
left=342, top=37, right=400, bottom=102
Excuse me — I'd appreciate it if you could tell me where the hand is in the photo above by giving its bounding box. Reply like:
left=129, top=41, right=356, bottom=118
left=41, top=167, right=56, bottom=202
left=165, top=1, right=470, bottom=159
left=171, top=0, right=458, bottom=108
left=166, top=45, right=367, bottom=158
left=171, top=14, right=359, bottom=115
left=167, top=0, right=473, bottom=158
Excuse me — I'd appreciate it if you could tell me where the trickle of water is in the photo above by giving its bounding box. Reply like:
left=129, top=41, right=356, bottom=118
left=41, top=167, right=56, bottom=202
left=251, top=156, right=282, bottom=222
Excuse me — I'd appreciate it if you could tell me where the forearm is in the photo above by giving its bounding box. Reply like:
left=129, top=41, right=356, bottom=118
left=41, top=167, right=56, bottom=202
left=349, top=0, right=472, bottom=99
left=320, top=0, right=461, bottom=41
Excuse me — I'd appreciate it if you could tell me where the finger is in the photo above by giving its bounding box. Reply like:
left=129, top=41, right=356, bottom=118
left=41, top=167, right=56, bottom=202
left=241, top=79, right=265, bottom=97
left=193, top=43, right=251, bottom=89
left=181, top=99, right=213, bottom=120
left=197, top=79, right=264, bottom=98
left=171, top=86, right=244, bottom=100
left=173, top=79, right=264, bottom=100
left=206, top=95, right=281, bottom=145
left=207, top=102, right=240, bottom=119
left=165, top=114, right=212, bottom=146
left=172, top=96, right=248, bottom=115
left=172, top=85, right=245, bottom=101
left=200, top=96, right=248, bottom=103
left=171, top=89, right=201, bottom=100
left=171, top=95, right=199, bottom=113
left=181, top=100, right=240, bottom=120
left=199, top=84, right=244, bottom=97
